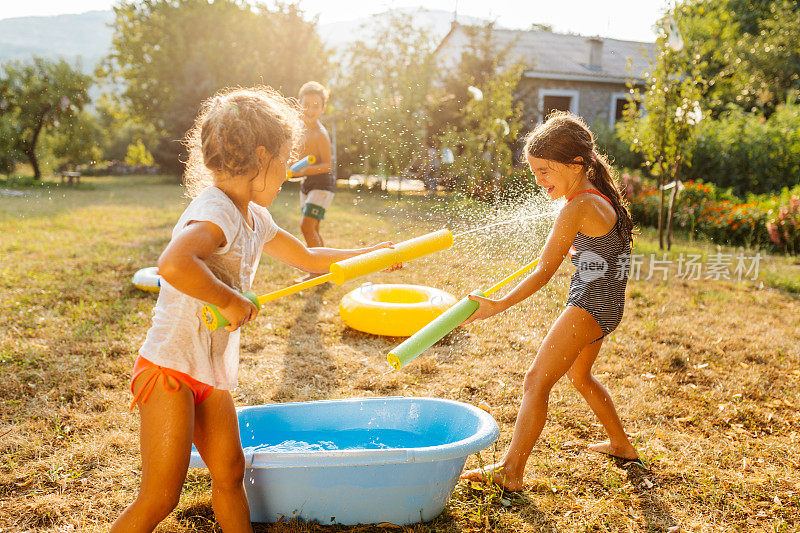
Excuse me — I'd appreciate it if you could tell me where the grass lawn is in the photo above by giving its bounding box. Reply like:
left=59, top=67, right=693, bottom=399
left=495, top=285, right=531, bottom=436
left=1, top=175, right=799, bottom=532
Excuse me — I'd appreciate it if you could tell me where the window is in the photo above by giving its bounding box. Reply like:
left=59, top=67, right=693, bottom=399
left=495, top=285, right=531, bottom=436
left=538, top=89, right=580, bottom=120
left=543, top=95, right=573, bottom=115
left=609, top=92, right=638, bottom=127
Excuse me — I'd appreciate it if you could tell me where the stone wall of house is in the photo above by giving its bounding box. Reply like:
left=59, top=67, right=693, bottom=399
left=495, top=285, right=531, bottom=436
left=515, top=77, right=632, bottom=128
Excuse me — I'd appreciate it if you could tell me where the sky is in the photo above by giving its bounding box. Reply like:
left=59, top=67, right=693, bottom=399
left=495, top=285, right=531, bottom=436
left=0, top=0, right=670, bottom=42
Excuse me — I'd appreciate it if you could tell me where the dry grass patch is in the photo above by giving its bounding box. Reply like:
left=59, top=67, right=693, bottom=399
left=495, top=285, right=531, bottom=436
left=1, top=175, right=799, bottom=532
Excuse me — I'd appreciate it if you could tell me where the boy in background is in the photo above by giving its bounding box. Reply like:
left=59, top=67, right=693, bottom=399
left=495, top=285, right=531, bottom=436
left=291, top=82, right=334, bottom=261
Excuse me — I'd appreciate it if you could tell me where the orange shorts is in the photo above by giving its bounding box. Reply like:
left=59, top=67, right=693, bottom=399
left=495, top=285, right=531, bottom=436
left=130, top=356, right=214, bottom=410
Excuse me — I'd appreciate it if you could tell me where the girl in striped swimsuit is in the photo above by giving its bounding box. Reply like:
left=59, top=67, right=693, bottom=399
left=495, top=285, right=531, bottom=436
left=461, top=111, right=638, bottom=491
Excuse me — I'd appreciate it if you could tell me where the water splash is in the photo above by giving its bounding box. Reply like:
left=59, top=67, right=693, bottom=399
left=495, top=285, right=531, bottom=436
left=452, top=210, right=555, bottom=238
left=373, top=185, right=566, bottom=332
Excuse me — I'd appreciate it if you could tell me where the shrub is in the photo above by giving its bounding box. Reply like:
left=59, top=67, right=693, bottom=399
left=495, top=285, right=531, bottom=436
left=624, top=172, right=800, bottom=253
left=125, top=140, right=155, bottom=167
left=592, top=120, right=643, bottom=171
left=689, top=101, right=800, bottom=195
left=767, top=195, right=800, bottom=255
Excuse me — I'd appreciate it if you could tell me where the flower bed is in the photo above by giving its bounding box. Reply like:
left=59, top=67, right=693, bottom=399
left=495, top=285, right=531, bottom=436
left=767, top=196, right=800, bottom=255
left=621, top=172, right=799, bottom=254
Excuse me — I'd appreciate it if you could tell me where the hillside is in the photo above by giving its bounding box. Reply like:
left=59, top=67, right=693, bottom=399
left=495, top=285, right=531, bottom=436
left=0, top=7, right=489, bottom=72
left=0, top=10, right=115, bottom=72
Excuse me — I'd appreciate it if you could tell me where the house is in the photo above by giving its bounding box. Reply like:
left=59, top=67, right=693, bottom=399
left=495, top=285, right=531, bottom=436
left=435, top=22, right=656, bottom=128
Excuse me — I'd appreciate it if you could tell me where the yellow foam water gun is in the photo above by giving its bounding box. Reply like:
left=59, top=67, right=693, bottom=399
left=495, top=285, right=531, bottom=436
left=202, top=229, right=454, bottom=331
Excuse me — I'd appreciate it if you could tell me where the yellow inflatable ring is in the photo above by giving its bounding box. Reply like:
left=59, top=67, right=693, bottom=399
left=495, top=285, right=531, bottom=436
left=132, top=267, right=161, bottom=293
left=339, top=283, right=457, bottom=337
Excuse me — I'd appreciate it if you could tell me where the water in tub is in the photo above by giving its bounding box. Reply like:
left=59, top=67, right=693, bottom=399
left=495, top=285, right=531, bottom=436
left=243, top=424, right=441, bottom=453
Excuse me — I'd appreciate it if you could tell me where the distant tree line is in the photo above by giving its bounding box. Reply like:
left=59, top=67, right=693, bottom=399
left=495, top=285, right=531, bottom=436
left=613, top=0, right=800, bottom=195
left=1, top=0, right=798, bottom=208
left=0, top=0, right=328, bottom=179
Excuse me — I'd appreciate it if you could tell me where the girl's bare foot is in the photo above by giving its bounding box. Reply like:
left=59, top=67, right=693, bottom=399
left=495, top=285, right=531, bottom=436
left=459, top=462, right=524, bottom=492
left=589, top=440, right=639, bottom=461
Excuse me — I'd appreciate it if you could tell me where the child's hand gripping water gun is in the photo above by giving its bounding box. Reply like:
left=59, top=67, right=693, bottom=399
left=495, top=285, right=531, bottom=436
left=286, top=155, right=316, bottom=180
left=201, top=229, right=455, bottom=331
left=386, top=256, right=541, bottom=370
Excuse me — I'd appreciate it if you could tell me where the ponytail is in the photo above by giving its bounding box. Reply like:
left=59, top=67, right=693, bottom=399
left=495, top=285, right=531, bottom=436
left=588, top=152, right=635, bottom=244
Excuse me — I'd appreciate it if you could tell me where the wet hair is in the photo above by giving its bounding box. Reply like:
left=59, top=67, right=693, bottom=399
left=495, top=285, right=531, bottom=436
left=184, top=86, right=302, bottom=197
left=524, top=111, right=635, bottom=242
left=298, top=81, right=330, bottom=106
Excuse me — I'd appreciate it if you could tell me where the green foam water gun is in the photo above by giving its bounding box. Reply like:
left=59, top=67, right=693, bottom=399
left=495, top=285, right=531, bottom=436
left=386, top=256, right=541, bottom=370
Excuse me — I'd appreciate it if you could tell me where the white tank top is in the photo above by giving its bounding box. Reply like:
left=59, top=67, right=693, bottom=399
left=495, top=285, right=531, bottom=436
left=138, top=186, right=278, bottom=389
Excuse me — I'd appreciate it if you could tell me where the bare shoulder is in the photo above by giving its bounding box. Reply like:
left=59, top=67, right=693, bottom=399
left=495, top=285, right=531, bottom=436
left=553, top=199, right=585, bottom=234
left=177, top=219, right=228, bottom=250
left=310, top=127, right=332, bottom=152
left=567, top=192, right=618, bottom=235
left=557, top=197, right=586, bottom=221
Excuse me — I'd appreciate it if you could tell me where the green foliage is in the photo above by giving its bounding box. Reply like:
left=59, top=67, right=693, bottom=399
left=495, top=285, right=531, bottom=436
left=678, top=0, right=800, bottom=116
left=688, top=98, right=800, bottom=195
left=0, top=57, right=91, bottom=179
left=625, top=172, right=800, bottom=252
left=591, top=119, right=643, bottom=171
left=733, top=1, right=800, bottom=115
left=333, top=12, right=438, bottom=178
left=618, top=10, right=705, bottom=248
left=428, top=23, right=514, bottom=139
left=727, top=0, right=791, bottom=34
left=94, top=96, right=160, bottom=163
left=437, top=62, right=525, bottom=202
left=44, top=109, right=104, bottom=170
left=0, top=108, right=22, bottom=177
left=766, top=193, right=800, bottom=254
left=124, top=140, right=155, bottom=167
left=423, top=23, right=525, bottom=202
left=676, top=1, right=747, bottom=115
left=618, top=25, right=704, bottom=182
left=102, top=0, right=329, bottom=172
left=673, top=1, right=800, bottom=196
left=331, top=18, right=526, bottom=201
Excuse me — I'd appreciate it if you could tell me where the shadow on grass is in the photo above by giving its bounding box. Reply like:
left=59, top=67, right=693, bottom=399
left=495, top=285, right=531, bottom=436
left=620, top=461, right=679, bottom=531
left=248, top=505, right=463, bottom=532
left=0, top=174, right=184, bottom=221
left=336, top=320, right=469, bottom=377
left=272, top=283, right=335, bottom=402
left=338, top=327, right=397, bottom=358
left=0, top=174, right=177, bottom=190
left=450, top=482, right=557, bottom=533
left=176, top=500, right=466, bottom=532
left=172, top=500, right=217, bottom=530
left=512, top=491, right=558, bottom=532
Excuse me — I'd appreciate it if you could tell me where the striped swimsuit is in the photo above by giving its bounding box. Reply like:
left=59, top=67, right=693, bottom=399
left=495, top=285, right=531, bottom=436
left=565, top=189, right=630, bottom=340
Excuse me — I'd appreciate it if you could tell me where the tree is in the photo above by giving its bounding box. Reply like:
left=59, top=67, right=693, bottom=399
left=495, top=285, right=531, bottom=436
left=93, top=96, right=160, bottom=163
left=432, top=23, right=525, bottom=202
left=45, top=109, right=104, bottom=171
left=732, top=1, right=800, bottom=115
left=678, top=0, right=800, bottom=116
left=428, top=23, right=513, bottom=139
left=0, top=104, right=21, bottom=178
left=102, top=0, right=329, bottom=173
left=333, top=11, right=438, bottom=182
left=726, top=0, right=799, bottom=35
left=619, top=12, right=705, bottom=250
left=125, top=140, right=155, bottom=167
left=0, top=57, right=90, bottom=179
left=438, top=64, right=525, bottom=202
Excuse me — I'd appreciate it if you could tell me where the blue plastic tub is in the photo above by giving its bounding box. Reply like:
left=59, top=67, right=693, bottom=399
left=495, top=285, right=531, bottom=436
left=189, top=396, right=499, bottom=525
